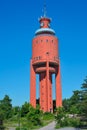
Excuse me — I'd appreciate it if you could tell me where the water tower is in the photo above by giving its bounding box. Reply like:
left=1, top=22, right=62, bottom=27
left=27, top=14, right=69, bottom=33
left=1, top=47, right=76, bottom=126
left=30, top=11, right=62, bottom=112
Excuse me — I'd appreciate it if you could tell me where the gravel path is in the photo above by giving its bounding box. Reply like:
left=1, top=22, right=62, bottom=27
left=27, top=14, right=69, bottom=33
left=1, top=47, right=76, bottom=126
left=8, top=122, right=81, bottom=130
left=39, top=121, right=81, bottom=130
left=39, top=121, right=56, bottom=130
left=58, top=128, right=81, bottom=130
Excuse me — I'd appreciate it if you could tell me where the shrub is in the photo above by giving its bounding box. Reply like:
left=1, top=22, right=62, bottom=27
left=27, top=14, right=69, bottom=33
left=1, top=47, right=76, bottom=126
left=0, top=125, right=5, bottom=130
left=43, top=112, right=54, bottom=120
left=16, top=127, right=27, bottom=130
left=55, top=107, right=81, bottom=128
left=27, top=106, right=43, bottom=126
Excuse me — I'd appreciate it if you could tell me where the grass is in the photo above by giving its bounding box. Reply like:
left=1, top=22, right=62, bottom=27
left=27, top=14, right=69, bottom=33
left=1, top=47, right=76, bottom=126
left=4, top=113, right=55, bottom=130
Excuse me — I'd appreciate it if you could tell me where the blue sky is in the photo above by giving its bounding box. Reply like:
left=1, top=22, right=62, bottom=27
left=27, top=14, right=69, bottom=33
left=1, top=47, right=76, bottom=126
left=0, top=0, right=87, bottom=106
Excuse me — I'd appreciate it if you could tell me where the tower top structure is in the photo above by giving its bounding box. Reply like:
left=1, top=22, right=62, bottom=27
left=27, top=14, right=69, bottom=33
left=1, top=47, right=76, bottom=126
left=39, top=1, right=51, bottom=28
left=35, top=3, right=55, bottom=36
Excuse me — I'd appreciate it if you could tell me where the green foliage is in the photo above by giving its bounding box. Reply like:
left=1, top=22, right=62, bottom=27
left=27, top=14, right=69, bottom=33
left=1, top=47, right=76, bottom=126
left=62, top=98, right=71, bottom=112
left=0, top=110, right=5, bottom=130
left=2, top=76, right=87, bottom=129
left=0, top=125, right=5, bottom=130
left=27, top=105, right=43, bottom=126
left=80, top=77, right=87, bottom=116
left=55, top=107, right=81, bottom=128
left=60, top=76, right=87, bottom=128
left=70, top=105, right=79, bottom=114
left=70, top=90, right=80, bottom=105
left=0, top=95, right=12, bottom=119
left=43, top=112, right=54, bottom=121
left=12, top=106, right=20, bottom=116
left=63, top=80, right=87, bottom=115
left=69, top=90, right=81, bottom=114
left=55, top=107, right=65, bottom=125
left=21, top=102, right=30, bottom=117
left=63, top=90, right=81, bottom=114
left=16, top=127, right=27, bottom=130
left=4, top=102, right=54, bottom=129
left=0, top=109, right=4, bottom=120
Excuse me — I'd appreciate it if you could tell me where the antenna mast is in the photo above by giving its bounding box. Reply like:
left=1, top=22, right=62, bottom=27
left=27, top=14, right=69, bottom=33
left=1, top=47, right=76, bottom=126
left=43, top=0, right=47, bottom=17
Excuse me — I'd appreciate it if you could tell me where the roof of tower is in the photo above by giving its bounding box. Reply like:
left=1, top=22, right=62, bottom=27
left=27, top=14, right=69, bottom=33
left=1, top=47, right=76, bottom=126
left=35, top=28, right=55, bottom=35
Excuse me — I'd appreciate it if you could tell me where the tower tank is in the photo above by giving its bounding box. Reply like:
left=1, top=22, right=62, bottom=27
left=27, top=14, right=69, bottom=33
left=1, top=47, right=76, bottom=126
left=32, top=17, right=59, bottom=70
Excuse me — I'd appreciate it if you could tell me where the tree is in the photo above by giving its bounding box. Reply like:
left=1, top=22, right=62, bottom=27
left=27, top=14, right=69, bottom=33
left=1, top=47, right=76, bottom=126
left=55, top=107, right=65, bottom=124
left=55, top=107, right=80, bottom=128
left=21, top=102, right=30, bottom=117
left=63, top=98, right=71, bottom=113
left=27, top=105, right=43, bottom=126
left=69, top=90, right=81, bottom=114
left=12, top=106, right=20, bottom=115
left=0, top=95, right=12, bottom=119
left=63, top=90, right=81, bottom=114
left=0, top=108, right=4, bottom=129
left=70, top=90, right=80, bottom=105
left=80, top=76, right=87, bottom=116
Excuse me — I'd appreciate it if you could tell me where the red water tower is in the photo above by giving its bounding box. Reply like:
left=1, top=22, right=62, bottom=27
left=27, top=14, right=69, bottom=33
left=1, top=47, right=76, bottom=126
left=30, top=14, right=62, bottom=112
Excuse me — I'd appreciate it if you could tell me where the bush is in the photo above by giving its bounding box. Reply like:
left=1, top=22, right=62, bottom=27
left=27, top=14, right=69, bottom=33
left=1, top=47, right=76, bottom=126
left=56, top=117, right=81, bottom=128
left=16, top=127, right=20, bottom=130
left=55, top=107, right=81, bottom=128
left=0, top=125, right=5, bottom=130
left=43, top=112, right=54, bottom=120
left=27, top=106, right=43, bottom=126
left=16, top=127, right=27, bottom=130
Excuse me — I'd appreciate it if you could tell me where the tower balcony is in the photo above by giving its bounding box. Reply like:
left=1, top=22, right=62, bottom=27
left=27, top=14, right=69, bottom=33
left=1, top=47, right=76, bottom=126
left=35, top=66, right=56, bottom=74
left=32, top=58, right=59, bottom=66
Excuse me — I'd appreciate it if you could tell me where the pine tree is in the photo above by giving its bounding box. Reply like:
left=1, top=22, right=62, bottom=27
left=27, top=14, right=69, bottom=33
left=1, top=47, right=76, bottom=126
left=80, top=76, right=87, bottom=117
left=0, top=95, right=12, bottom=119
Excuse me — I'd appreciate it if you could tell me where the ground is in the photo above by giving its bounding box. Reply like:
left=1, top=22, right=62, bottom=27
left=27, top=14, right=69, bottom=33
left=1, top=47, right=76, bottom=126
left=6, top=121, right=87, bottom=130
left=39, top=121, right=81, bottom=130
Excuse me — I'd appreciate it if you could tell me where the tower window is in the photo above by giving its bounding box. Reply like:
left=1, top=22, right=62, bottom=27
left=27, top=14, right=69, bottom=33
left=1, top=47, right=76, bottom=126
left=52, top=40, right=53, bottom=43
left=39, top=56, right=41, bottom=59
left=46, top=52, right=49, bottom=55
left=48, top=23, right=50, bottom=28
left=41, top=40, right=43, bottom=42
left=35, top=57, right=38, bottom=60
left=36, top=40, right=38, bottom=43
left=40, top=22, right=44, bottom=27
left=46, top=39, right=48, bottom=42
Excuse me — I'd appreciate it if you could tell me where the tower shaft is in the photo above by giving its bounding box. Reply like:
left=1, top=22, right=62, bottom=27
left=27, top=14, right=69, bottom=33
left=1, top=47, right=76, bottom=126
left=56, top=64, right=62, bottom=107
left=39, top=62, right=53, bottom=112
left=30, top=60, right=36, bottom=108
